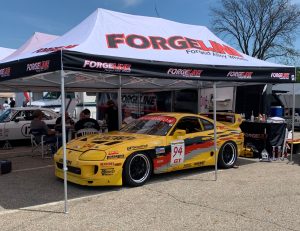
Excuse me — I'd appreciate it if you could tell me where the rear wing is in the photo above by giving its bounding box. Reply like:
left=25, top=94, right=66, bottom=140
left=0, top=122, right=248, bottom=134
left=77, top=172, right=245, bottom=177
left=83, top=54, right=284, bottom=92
left=200, top=112, right=243, bottom=129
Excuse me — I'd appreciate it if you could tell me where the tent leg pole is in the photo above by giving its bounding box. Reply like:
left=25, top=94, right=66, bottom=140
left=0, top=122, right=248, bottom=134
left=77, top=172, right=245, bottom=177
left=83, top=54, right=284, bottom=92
left=290, top=83, right=295, bottom=162
left=118, top=76, right=122, bottom=130
left=197, top=88, right=201, bottom=113
left=213, top=82, right=217, bottom=181
left=60, top=51, right=68, bottom=214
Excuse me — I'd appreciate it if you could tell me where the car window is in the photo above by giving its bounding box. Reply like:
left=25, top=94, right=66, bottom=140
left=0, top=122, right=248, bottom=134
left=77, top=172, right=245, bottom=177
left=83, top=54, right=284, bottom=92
left=41, top=110, right=55, bottom=120
left=0, top=109, right=15, bottom=122
left=200, top=118, right=214, bottom=131
left=172, top=117, right=202, bottom=134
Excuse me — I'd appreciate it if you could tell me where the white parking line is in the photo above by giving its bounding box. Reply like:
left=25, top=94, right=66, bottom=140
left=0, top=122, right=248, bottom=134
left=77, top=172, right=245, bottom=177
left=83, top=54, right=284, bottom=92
left=13, top=165, right=54, bottom=173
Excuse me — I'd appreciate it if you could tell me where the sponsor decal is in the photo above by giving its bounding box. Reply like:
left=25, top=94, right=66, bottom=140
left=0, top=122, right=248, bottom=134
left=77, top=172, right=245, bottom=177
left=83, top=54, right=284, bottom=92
left=270, top=72, right=290, bottom=80
left=83, top=60, right=131, bottom=73
left=0, top=67, right=11, bottom=78
left=194, top=161, right=205, bottom=167
left=167, top=68, right=203, bottom=77
left=26, top=60, right=50, bottom=72
left=34, top=44, right=78, bottom=53
left=107, top=154, right=125, bottom=159
left=106, top=34, right=243, bottom=57
left=140, top=115, right=176, bottom=124
left=127, top=144, right=148, bottom=151
left=101, top=168, right=115, bottom=175
left=100, top=162, right=115, bottom=167
left=184, top=163, right=192, bottom=168
left=227, top=71, right=253, bottom=79
left=155, top=147, right=165, bottom=154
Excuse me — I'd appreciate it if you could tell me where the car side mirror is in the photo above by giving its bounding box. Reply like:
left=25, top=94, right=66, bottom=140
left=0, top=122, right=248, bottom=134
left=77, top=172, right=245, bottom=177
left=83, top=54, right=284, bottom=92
left=173, top=129, right=186, bottom=139
left=14, top=118, right=20, bottom=123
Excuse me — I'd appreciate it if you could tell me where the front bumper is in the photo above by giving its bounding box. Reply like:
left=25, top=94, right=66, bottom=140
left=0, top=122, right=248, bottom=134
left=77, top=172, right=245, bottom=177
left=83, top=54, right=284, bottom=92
left=54, top=159, right=123, bottom=186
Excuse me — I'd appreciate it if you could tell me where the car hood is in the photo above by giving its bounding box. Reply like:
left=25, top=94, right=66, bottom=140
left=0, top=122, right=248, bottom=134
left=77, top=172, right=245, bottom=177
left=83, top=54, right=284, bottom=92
left=66, top=131, right=164, bottom=153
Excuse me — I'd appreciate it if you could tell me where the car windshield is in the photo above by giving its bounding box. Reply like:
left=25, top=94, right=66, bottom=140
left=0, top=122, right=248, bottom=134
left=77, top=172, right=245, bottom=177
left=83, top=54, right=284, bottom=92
left=120, top=115, right=176, bottom=136
left=0, top=109, right=15, bottom=122
left=43, top=92, right=61, bottom=100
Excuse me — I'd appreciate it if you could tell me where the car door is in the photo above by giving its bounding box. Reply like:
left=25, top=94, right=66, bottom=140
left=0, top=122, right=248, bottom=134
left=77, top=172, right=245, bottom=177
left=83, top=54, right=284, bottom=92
left=5, top=110, right=31, bottom=140
left=166, top=116, right=214, bottom=169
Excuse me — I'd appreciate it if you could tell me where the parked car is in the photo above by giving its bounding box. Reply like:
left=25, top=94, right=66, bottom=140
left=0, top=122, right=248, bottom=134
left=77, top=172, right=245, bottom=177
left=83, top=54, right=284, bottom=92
left=54, top=112, right=244, bottom=187
left=0, top=107, right=59, bottom=141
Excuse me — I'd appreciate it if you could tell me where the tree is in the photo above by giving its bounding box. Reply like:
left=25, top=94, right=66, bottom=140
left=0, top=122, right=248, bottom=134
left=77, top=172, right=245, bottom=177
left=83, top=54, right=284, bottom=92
left=211, top=0, right=300, bottom=63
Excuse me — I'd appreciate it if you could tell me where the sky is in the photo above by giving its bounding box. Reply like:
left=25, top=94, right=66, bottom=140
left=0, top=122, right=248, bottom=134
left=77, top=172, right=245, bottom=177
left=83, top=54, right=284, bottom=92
left=0, top=0, right=300, bottom=63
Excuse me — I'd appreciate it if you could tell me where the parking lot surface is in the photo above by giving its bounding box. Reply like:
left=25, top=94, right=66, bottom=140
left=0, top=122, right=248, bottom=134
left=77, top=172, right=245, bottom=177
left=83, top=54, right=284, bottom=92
left=0, top=145, right=299, bottom=231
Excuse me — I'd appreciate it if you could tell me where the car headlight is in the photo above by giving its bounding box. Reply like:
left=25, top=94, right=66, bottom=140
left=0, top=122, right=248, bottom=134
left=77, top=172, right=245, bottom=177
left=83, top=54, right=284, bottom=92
left=79, top=150, right=106, bottom=161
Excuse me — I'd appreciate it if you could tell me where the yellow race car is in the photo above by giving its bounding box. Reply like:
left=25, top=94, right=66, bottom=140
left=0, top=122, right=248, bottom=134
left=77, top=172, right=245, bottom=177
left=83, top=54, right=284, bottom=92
left=54, top=112, right=244, bottom=187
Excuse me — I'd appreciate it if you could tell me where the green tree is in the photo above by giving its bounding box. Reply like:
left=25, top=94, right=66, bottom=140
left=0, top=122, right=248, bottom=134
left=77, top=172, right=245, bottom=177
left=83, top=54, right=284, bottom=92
left=211, top=0, right=300, bottom=63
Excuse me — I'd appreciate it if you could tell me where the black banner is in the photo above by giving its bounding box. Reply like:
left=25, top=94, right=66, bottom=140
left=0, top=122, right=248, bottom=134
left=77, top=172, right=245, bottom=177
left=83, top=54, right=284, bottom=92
left=62, top=50, right=296, bottom=83
left=0, top=50, right=296, bottom=83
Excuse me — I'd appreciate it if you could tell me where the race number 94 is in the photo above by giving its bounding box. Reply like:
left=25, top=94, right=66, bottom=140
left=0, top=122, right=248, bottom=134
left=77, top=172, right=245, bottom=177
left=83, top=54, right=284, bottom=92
left=171, top=140, right=185, bottom=165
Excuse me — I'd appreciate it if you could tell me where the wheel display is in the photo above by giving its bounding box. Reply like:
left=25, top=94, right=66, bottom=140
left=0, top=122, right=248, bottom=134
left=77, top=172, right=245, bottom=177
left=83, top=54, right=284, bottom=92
left=218, top=141, right=237, bottom=168
left=123, top=153, right=152, bottom=187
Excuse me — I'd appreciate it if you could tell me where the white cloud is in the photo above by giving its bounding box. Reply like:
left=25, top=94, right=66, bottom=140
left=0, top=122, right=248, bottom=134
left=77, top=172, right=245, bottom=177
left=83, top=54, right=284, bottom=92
left=122, top=0, right=143, bottom=7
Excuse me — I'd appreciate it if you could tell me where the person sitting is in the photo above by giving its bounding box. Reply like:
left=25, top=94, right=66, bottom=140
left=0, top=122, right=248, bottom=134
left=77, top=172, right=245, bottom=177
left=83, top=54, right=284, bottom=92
left=55, top=111, right=75, bottom=141
left=74, top=109, right=100, bottom=132
left=30, top=109, right=62, bottom=154
left=55, top=111, right=75, bottom=132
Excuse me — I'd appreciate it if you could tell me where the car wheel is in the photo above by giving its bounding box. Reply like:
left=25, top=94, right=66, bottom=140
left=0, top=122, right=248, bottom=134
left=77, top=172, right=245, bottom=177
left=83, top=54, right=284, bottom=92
left=123, top=153, right=152, bottom=187
left=218, top=141, right=237, bottom=168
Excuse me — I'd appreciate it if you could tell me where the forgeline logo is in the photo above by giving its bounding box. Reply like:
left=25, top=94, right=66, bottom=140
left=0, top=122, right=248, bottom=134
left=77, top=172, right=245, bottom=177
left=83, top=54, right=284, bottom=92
left=167, top=68, right=203, bottom=77
left=34, top=44, right=78, bottom=53
left=83, top=60, right=131, bottom=72
left=0, top=67, right=11, bottom=77
left=106, top=34, right=243, bottom=57
left=227, top=71, right=253, bottom=79
left=271, top=72, right=290, bottom=79
left=26, top=60, right=50, bottom=72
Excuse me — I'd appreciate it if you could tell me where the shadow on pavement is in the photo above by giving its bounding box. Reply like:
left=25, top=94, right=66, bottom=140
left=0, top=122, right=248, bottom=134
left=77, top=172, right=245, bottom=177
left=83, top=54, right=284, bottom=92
left=0, top=153, right=258, bottom=210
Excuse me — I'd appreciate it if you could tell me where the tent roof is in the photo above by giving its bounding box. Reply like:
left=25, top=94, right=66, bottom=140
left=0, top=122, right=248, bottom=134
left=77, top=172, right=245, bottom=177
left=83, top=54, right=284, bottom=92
left=0, top=47, right=16, bottom=61
left=0, top=8, right=295, bottom=92
left=2, top=32, right=59, bottom=62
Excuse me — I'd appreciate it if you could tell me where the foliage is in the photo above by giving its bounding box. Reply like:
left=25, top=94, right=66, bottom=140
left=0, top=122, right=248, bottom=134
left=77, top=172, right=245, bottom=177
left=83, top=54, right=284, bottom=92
left=211, top=0, right=300, bottom=62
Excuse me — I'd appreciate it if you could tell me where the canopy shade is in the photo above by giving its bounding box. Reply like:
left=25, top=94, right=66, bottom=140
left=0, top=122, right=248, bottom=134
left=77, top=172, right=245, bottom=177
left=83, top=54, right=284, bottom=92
left=0, top=8, right=296, bottom=92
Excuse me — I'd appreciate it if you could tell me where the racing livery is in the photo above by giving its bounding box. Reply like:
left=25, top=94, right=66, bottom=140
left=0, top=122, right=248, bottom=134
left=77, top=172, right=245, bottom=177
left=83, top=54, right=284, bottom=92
left=54, top=112, right=244, bottom=186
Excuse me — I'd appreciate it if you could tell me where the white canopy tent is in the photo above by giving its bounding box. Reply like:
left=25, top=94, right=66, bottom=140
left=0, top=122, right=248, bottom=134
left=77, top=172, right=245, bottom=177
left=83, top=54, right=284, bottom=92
left=0, top=8, right=295, bottom=213
left=0, top=47, right=15, bottom=61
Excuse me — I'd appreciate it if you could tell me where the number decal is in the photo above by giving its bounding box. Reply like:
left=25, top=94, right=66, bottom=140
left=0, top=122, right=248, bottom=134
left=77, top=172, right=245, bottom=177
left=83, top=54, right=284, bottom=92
left=171, top=140, right=185, bottom=165
left=21, top=123, right=31, bottom=137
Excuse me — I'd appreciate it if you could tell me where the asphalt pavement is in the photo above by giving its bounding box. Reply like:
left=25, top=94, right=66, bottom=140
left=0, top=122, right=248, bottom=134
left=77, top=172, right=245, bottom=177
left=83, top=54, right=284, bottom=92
left=0, top=145, right=300, bottom=231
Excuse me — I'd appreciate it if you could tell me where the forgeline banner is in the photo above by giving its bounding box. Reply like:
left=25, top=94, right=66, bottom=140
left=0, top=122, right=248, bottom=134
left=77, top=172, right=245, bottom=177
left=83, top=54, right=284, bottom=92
left=62, top=51, right=295, bottom=83
left=0, top=50, right=295, bottom=83
left=0, top=52, right=61, bottom=81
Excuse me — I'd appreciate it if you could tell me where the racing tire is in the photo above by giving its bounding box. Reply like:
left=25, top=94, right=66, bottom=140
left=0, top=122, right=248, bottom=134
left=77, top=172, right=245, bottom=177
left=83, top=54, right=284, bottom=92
left=123, top=153, right=152, bottom=187
left=218, top=141, right=237, bottom=169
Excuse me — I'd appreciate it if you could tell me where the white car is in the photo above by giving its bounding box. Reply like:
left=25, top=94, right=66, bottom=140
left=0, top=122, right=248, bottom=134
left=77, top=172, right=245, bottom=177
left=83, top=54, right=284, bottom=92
left=0, top=107, right=59, bottom=141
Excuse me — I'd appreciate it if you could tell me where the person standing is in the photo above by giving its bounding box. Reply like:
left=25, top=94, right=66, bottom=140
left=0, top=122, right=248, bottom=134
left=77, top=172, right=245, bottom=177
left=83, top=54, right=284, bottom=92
left=105, top=100, right=119, bottom=131
left=9, top=97, right=15, bottom=108
left=2, top=100, right=10, bottom=110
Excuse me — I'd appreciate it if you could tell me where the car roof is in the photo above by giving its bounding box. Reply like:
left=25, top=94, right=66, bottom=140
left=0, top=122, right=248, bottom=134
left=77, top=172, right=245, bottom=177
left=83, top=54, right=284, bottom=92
left=11, top=107, right=57, bottom=112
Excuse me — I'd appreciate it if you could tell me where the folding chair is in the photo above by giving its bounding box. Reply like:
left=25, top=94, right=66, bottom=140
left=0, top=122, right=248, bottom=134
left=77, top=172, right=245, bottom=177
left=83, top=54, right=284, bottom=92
left=30, top=129, right=58, bottom=158
left=75, top=128, right=99, bottom=138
